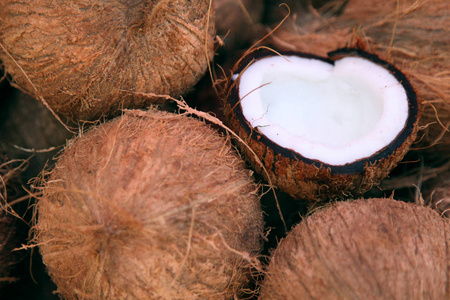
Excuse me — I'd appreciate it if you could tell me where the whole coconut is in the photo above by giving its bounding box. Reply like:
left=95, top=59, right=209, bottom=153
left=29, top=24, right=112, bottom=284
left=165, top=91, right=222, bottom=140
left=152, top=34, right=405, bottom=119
left=35, top=109, right=264, bottom=299
left=0, top=0, right=215, bottom=122
left=259, top=198, right=450, bottom=300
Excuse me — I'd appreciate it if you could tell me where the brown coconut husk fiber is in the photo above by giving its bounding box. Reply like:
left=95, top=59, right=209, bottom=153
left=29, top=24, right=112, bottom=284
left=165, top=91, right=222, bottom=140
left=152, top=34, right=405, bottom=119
left=0, top=0, right=215, bottom=123
left=259, top=197, right=450, bottom=300
left=34, top=108, right=264, bottom=299
left=268, top=0, right=450, bottom=157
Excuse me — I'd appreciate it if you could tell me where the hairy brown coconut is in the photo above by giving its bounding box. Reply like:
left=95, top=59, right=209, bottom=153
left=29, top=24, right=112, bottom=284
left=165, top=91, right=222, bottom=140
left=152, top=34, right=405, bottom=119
left=259, top=197, right=450, bottom=300
left=223, top=48, right=419, bottom=201
left=0, top=0, right=215, bottom=123
left=267, top=0, right=450, bottom=158
left=34, top=109, right=264, bottom=299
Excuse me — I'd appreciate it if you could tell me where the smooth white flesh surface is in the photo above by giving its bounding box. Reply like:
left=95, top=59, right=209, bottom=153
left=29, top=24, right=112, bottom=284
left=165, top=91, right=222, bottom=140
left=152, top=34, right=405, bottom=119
left=235, top=55, right=408, bottom=165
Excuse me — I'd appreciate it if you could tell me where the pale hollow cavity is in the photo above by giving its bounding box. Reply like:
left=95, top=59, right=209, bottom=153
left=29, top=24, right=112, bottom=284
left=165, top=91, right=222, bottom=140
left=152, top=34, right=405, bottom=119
left=234, top=55, right=409, bottom=165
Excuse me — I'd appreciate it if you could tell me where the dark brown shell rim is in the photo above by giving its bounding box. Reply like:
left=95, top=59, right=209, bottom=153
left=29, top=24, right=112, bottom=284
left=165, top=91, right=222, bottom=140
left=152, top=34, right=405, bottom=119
left=226, top=48, right=419, bottom=175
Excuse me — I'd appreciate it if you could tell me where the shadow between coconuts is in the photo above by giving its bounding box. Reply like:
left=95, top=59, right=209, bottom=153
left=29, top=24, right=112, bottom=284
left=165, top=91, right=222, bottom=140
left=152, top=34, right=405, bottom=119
left=223, top=47, right=420, bottom=201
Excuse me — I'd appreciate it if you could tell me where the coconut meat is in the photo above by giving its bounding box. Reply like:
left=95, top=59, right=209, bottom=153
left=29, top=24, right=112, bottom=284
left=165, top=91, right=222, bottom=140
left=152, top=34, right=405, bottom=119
left=234, top=55, right=409, bottom=166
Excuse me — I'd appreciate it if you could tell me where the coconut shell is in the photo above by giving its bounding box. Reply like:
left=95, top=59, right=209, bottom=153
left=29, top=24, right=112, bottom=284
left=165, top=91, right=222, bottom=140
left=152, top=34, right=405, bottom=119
left=36, top=109, right=264, bottom=299
left=259, top=197, right=450, bottom=300
left=0, top=0, right=215, bottom=123
left=268, top=0, right=450, bottom=158
left=223, top=48, right=420, bottom=201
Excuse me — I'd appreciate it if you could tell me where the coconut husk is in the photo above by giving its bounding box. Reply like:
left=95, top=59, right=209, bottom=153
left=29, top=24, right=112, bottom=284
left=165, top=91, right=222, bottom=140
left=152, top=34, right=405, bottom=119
left=0, top=0, right=215, bottom=123
left=260, top=197, right=450, bottom=299
left=34, top=108, right=264, bottom=299
left=267, top=0, right=449, bottom=158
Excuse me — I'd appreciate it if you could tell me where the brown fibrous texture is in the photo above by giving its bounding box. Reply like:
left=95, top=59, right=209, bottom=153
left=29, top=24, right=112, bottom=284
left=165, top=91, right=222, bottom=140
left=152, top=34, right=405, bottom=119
left=268, top=0, right=450, bottom=158
left=260, top=197, right=450, bottom=300
left=35, top=109, right=264, bottom=299
left=0, top=0, right=215, bottom=123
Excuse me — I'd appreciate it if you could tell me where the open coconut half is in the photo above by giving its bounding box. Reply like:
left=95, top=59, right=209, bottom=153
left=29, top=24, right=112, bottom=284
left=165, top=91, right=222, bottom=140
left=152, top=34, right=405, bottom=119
left=224, top=48, right=420, bottom=201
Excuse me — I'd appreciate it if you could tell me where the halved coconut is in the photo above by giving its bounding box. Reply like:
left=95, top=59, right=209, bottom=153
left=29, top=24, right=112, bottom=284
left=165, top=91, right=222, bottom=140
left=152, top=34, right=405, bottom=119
left=224, top=48, right=420, bottom=201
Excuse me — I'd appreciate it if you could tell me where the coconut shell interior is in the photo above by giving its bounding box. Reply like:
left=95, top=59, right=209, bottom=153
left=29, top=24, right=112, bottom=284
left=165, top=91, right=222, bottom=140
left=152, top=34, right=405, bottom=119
left=223, top=48, right=420, bottom=201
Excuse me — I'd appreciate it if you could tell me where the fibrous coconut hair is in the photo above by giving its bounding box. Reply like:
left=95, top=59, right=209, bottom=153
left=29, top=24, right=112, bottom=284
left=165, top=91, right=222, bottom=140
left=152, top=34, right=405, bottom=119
left=259, top=197, right=450, bottom=300
left=0, top=0, right=215, bottom=122
left=34, top=108, right=264, bottom=299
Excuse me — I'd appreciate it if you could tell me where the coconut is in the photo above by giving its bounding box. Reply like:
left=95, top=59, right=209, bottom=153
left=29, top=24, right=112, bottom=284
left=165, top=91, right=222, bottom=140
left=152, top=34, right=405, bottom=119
left=223, top=48, right=419, bottom=201
left=0, top=0, right=215, bottom=123
left=35, top=108, right=264, bottom=299
left=268, top=0, right=450, bottom=158
left=259, top=197, right=450, bottom=300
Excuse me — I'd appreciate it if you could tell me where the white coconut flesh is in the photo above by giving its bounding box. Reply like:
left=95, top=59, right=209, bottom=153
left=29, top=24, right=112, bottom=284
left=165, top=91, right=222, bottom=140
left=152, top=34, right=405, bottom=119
left=233, top=55, right=409, bottom=166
